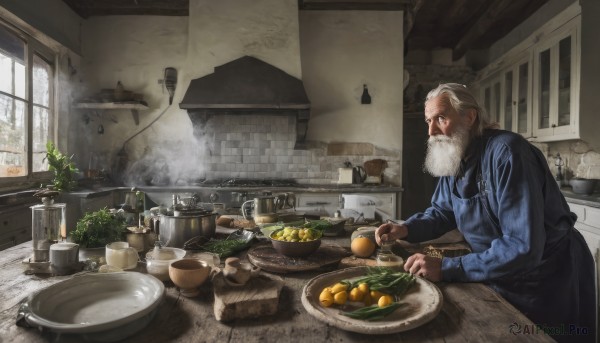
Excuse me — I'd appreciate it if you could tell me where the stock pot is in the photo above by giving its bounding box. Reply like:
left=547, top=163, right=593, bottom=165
left=158, top=212, right=217, bottom=248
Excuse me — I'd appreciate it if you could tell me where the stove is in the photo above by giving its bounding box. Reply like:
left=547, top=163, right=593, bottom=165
left=193, top=178, right=299, bottom=188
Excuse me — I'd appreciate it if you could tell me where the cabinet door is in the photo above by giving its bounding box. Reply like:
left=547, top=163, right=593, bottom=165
left=532, top=20, right=579, bottom=140
left=481, top=76, right=503, bottom=127
left=502, top=56, right=532, bottom=138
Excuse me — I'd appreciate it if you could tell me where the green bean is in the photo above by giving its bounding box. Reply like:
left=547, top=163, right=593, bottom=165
left=341, top=303, right=404, bottom=321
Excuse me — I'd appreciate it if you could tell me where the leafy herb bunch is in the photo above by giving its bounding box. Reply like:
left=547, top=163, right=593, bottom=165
left=71, top=208, right=126, bottom=248
left=44, top=142, right=79, bottom=191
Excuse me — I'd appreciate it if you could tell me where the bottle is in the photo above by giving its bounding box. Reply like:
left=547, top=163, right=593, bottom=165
left=361, top=84, right=371, bottom=104
left=376, top=243, right=404, bottom=270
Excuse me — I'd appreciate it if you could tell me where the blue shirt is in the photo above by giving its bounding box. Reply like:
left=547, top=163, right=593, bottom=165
left=403, top=130, right=576, bottom=282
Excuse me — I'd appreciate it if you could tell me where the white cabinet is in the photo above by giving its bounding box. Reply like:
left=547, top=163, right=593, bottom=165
left=295, top=192, right=341, bottom=217
left=569, top=202, right=600, bottom=259
left=532, top=18, right=580, bottom=141
left=480, top=54, right=533, bottom=137
left=476, top=5, right=595, bottom=146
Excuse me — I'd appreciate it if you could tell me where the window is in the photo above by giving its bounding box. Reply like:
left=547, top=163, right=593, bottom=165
left=0, top=20, right=55, bottom=181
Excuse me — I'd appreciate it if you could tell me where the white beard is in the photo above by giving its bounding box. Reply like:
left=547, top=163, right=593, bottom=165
left=424, top=126, right=471, bottom=177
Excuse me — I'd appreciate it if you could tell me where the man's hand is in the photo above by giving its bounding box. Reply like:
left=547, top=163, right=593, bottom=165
left=375, top=223, right=408, bottom=245
left=404, top=253, right=442, bottom=282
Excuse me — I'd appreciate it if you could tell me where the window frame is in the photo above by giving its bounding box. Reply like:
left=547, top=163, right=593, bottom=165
left=0, top=18, right=56, bottom=190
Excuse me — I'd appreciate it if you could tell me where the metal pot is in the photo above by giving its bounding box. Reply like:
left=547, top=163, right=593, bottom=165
left=157, top=213, right=217, bottom=248
left=241, top=196, right=276, bottom=219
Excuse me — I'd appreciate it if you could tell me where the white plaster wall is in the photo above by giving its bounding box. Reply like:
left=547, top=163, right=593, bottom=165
left=299, top=10, right=404, bottom=152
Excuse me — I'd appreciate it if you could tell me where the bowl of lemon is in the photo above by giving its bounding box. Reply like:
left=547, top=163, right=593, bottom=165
left=270, top=227, right=322, bottom=258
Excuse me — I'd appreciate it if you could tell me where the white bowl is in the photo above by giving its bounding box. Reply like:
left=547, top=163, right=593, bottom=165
left=19, top=272, right=164, bottom=341
left=145, top=247, right=186, bottom=281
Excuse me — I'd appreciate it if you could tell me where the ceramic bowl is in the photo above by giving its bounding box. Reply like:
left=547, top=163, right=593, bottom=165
left=570, top=178, right=597, bottom=195
left=168, top=259, right=210, bottom=297
left=270, top=228, right=322, bottom=258
left=145, top=247, right=186, bottom=281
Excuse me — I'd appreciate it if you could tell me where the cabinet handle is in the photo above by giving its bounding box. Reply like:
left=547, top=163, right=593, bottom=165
left=551, top=124, right=556, bottom=128
left=306, top=202, right=331, bottom=206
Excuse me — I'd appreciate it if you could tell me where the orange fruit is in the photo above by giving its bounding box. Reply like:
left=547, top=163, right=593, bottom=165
left=351, top=236, right=376, bottom=258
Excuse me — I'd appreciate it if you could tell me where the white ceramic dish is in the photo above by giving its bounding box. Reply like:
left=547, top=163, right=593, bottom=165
left=301, top=267, right=443, bottom=334
left=19, top=272, right=164, bottom=341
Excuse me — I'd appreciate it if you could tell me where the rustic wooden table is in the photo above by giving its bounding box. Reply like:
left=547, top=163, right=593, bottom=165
left=0, top=235, right=555, bottom=343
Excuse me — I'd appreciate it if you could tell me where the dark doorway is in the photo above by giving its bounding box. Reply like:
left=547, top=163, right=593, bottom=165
left=401, top=113, right=438, bottom=219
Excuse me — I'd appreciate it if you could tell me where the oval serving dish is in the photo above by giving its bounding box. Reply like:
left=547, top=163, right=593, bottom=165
left=18, top=272, right=164, bottom=341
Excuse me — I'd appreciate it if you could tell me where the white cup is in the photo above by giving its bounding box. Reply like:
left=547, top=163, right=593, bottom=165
left=106, top=242, right=138, bottom=270
left=50, top=242, right=79, bottom=275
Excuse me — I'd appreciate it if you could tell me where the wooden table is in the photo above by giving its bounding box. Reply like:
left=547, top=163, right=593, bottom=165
left=0, top=237, right=555, bottom=343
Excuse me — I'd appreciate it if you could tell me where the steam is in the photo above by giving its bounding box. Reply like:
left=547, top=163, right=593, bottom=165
left=122, top=135, right=211, bottom=186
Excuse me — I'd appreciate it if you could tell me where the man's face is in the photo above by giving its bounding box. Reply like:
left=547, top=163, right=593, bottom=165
left=423, top=95, right=472, bottom=177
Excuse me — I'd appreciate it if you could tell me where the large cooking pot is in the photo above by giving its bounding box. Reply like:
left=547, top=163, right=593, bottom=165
left=158, top=213, right=217, bottom=248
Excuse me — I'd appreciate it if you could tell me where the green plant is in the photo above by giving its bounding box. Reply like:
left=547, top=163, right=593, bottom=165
left=71, top=208, right=126, bottom=248
left=44, top=142, right=79, bottom=191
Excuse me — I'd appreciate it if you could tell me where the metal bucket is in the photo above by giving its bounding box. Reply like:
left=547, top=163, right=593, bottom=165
left=157, top=213, right=217, bottom=248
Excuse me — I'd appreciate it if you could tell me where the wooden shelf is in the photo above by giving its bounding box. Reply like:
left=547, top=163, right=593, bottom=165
left=73, top=102, right=149, bottom=125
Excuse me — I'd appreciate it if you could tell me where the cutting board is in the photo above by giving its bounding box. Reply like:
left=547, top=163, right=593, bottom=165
left=213, top=272, right=284, bottom=322
left=247, top=243, right=351, bottom=273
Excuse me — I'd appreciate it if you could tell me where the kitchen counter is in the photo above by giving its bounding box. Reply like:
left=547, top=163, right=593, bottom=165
left=561, top=187, right=600, bottom=209
left=0, top=237, right=554, bottom=342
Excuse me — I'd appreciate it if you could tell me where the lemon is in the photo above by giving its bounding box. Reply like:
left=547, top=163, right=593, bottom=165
left=363, top=291, right=373, bottom=306
left=333, top=291, right=348, bottom=305
left=330, top=282, right=348, bottom=294
left=319, top=289, right=334, bottom=307
left=348, top=287, right=365, bottom=302
left=378, top=295, right=394, bottom=307
left=351, top=236, right=376, bottom=258
left=370, top=290, right=385, bottom=302
left=358, top=283, right=369, bottom=294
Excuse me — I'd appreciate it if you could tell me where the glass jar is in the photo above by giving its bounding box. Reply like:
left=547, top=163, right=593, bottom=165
left=376, top=243, right=404, bottom=270
left=30, top=200, right=66, bottom=262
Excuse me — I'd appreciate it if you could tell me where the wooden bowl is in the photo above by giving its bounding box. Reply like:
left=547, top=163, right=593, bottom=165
left=168, top=259, right=210, bottom=297
left=269, top=228, right=322, bottom=258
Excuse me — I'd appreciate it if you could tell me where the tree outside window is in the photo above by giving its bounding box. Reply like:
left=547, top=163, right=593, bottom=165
left=0, top=21, right=54, bottom=180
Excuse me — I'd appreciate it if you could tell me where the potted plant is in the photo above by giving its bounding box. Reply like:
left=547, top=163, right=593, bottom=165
left=44, top=142, right=79, bottom=192
left=71, top=208, right=127, bottom=249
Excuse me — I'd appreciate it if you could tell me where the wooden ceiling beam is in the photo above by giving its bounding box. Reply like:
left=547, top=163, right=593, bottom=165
left=403, top=0, right=425, bottom=39
left=452, top=0, right=515, bottom=60
left=299, top=0, right=410, bottom=11
left=63, top=0, right=189, bottom=18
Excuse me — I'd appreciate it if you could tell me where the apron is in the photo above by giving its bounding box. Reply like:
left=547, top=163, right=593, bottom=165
left=449, top=138, right=596, bottom=343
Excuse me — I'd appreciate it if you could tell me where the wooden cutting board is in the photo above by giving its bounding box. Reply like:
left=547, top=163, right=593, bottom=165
left=247, top=243, right=351, bottom=273
left=213, top=272, right=284, bottom=322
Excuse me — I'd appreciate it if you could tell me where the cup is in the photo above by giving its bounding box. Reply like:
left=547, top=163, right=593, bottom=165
left=105, top=242, right=138, bottom=270
left=49, top=242, right=79, bottom=275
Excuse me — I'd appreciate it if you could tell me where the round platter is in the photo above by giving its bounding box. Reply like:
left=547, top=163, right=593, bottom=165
left=19, top=272, right=164, bottom=341
left=301, top=266, right=443, bottom=334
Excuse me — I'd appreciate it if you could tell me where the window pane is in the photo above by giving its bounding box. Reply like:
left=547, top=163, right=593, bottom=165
left=0, top=94, right=26, bottom=177
left=14, top=61, right=25, bottom=99
left=517, top=62, right=529, bottom=133
left=0, top=25, right=25, bottom=97
left=504, top=71, right=513, bottom=130
left=33, top=54, right=51, bottom=106
left=32, top=105, right=49, bottom=172
left=558, top=36, right=571, bottom=126
left=538, top=49, right=550, bottom=129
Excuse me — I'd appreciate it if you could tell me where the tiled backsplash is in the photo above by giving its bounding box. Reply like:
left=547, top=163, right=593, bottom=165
left=200, top=114, right=400, bottom=184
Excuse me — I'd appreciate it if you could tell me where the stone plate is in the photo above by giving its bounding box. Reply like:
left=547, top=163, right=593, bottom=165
left=301, top=267, right=443, bottom=334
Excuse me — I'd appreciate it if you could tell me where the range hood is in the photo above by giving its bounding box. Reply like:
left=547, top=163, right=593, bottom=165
left=180, top=56, right=311, bottom=148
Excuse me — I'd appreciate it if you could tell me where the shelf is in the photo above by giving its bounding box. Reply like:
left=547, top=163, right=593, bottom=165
left=73, top=102, right=149, bottom=125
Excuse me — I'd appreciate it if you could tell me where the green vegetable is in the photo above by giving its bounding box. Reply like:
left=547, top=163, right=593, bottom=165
left=341, top=303, right=404, bottom=321
left=71, top=208, right=126, bottom=248
left=303, top=219, right=332, bottom=232
left=44, top=142, right=79, bottom=192
left=200, top=238, right=250, bottom=258
left=345, top=267, right=416, bottom=296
